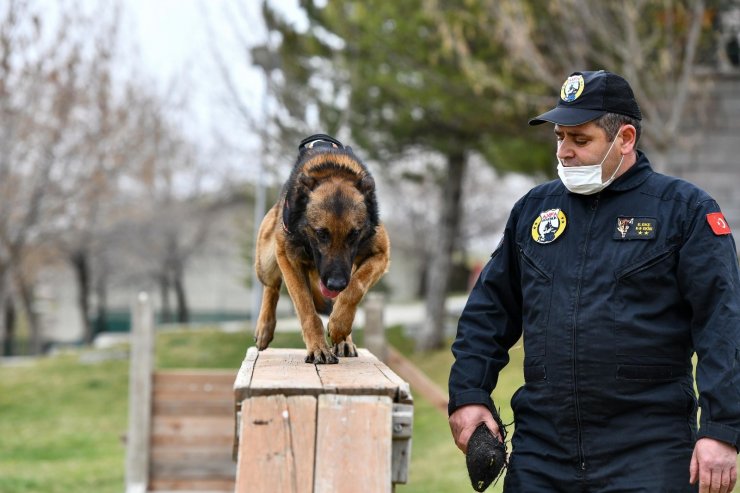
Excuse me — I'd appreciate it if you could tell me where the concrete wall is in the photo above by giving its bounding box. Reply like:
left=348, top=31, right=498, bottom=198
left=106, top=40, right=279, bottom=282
left=666, top=72, right=740, bottom=227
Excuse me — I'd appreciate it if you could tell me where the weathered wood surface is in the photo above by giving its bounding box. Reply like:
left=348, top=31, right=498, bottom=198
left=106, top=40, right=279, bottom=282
left=235, top=395, right=316, bottom=493
left=234, top=347, right=413, bottom=493
left=149, top=370, right=236, bottom=492
left=314, top=394, right=393, bottom=493
left=126, top=293, right=155, bottom=493
left=234, top=347, right=411, bottom=403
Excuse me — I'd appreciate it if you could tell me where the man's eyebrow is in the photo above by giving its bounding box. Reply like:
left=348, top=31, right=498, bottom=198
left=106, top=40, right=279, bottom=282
left=554, top=128, right=589, bottom=137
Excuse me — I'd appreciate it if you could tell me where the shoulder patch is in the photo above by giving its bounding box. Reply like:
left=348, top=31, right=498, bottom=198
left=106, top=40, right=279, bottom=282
left=532, top=209, right=567, bottom=244
left=707, top=212, right=731, bottom=235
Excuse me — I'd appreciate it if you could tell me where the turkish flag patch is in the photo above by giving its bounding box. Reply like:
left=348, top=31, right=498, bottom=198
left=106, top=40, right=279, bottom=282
left=707, top=212, right=731, bottom=235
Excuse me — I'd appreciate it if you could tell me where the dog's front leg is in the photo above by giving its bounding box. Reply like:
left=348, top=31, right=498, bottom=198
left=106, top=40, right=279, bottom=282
left=276, top=242, right=338, bottom=364
left=329, top=235, right=390, bottom=357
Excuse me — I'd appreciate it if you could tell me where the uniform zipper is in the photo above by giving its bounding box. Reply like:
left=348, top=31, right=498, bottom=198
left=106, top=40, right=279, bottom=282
left=572, top=194, right=600, bottom=472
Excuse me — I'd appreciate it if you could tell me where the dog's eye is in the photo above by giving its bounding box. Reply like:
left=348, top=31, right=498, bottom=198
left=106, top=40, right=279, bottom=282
left=315, top=228, right=330, bottom=242
left=347, top=229, right=360, bottom=242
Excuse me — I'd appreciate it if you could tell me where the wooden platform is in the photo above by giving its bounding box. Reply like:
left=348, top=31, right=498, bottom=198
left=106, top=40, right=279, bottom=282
left=149, top=370, right=237, bottom=493
left=233, top=347, right=413, bottom=493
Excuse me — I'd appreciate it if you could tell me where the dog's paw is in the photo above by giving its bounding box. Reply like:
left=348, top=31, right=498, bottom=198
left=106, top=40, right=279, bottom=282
left=254, top=319, right=276, bottom=350
left=305, top=347, right=339, bottom=364
left=254, top=329, right=273, bottom=351
left=332, top=340, right=358, bottom=357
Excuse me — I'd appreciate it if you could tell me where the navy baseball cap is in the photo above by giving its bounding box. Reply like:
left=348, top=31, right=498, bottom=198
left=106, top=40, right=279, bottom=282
left=529, top=70, right=642, bottom=126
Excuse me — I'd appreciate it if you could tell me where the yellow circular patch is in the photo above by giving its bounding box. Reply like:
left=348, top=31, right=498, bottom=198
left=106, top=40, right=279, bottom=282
left=531, top=209, right=567, bottom=244
left=561, top=74, right=584, bottom=102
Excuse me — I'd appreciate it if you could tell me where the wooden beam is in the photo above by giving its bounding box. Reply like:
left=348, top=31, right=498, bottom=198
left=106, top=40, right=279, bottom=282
left=125, top=292, right=154, bottom=493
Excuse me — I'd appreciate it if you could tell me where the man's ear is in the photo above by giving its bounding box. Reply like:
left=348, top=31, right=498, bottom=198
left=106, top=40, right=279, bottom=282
left=619, top=125, right=637, bottom=154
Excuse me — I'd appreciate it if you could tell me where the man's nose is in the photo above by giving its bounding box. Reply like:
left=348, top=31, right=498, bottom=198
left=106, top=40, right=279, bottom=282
left=556, top=140, right=573, bottom=161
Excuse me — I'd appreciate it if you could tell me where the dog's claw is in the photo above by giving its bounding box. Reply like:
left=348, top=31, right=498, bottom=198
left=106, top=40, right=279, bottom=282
left=305, top=347, right=339, bottom=364
left=332, top=341, right=358, bottom=357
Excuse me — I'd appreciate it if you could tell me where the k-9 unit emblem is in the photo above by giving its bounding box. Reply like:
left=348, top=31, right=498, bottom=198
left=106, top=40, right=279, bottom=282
left=532, top=208, right=567, bottom=244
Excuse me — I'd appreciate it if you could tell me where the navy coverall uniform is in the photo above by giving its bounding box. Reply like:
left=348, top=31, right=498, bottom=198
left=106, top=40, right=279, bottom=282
left=449, top=152, right=740, bottom=492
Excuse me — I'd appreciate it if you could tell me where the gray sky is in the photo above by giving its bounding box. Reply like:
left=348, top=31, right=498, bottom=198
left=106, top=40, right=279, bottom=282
left=121, top=1, right=307, bottom=182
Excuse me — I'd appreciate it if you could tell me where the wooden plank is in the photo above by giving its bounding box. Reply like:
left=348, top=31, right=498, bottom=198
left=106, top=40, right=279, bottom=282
left=235, top=395, right=317, bottom=493
left=152, top=416, right=234, bottom=438
left=148, top=477, right=234, bottom=492
left=155, top=370, right=236, bottom=388
left=151, top=432, right=233, bottom=447
left=154, top=390, right=234, bottom=402
left=233, top=346, right=259, bottom=403
left=151, top=445, right=234, bottom=463
left=386, top=345, right=447, bottom=414
left=315, top=349, right=399, bottom=399
left=314, top=394, right=393, bottom=493
left=150, top=458, right=236, bottom=480
left=153, top=400, right=233, bottom=417
left=286, top=396, right=317, bottom=493
left=125, top=293, right=154, bottom=493
left=246, top=348, right=324, bottom=397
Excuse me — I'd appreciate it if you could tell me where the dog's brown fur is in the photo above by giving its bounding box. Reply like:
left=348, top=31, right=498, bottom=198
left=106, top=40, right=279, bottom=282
left=254, top=137, right=390, bottom=364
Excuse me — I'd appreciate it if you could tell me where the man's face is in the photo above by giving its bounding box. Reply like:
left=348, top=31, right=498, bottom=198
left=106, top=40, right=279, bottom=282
left=554, top=121, right=623, bottom=182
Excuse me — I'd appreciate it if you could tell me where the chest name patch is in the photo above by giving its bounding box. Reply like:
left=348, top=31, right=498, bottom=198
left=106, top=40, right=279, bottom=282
left=532, top=208, right=567, bottom=244
left=707, top=212, right=731, bottom=235
left=613, top=217, right=656, bottom=240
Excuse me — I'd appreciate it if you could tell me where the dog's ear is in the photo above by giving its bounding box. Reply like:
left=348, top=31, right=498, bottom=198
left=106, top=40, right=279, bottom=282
left=299, top=174, right=318, bottom=191
left=356, top=174, right=375, bottom=194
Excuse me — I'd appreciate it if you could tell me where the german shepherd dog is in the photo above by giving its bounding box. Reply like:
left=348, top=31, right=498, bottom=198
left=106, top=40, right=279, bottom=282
left=254, top=134, right=390, bottom=364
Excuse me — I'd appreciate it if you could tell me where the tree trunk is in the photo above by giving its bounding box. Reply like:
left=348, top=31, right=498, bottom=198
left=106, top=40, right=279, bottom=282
left=4, top=299, right=15, bottom=356
left=416, top=151, right=467, bottom=351
left=71, top=249, right=93, bottom=344
left=94, top=269, right=108, bottom=338
left=159, top=275, right=172, bottom=323
left=15, top=276, right=41, bottom=354
left=173, top=263, right=189, bottom=323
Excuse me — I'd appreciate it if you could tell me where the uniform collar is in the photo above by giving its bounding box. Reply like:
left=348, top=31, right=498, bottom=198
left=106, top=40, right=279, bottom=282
left=604, top=150, right=653, bottom=192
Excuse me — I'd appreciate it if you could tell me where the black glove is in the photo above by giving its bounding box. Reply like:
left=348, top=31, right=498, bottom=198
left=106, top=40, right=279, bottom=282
left=465, top=419, right=507, bottom=492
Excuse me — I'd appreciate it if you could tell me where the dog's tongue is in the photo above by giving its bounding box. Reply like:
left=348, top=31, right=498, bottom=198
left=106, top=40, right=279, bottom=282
left=319, top=281, right=341, bottom=299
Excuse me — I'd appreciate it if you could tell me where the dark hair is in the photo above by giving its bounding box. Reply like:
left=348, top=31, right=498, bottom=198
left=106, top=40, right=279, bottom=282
left=596, top=112, right=641, bottom=144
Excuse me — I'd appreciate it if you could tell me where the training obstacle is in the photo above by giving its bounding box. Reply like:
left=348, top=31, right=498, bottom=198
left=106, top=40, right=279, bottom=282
left=125, top=294, right=236, bottom=493
left=125, top=293, right=415, bottom=493
left=233, top=347, right=414, bottom=493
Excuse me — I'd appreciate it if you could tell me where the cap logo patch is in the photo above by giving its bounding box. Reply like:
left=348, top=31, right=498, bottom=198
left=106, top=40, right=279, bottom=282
left=561, top=74, right=585, bottom=102
left=532, top=208, right=567, bottom=244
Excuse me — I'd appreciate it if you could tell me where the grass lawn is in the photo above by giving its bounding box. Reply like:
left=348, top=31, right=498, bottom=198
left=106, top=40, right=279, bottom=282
left=0, top=325, right=737, bottom=493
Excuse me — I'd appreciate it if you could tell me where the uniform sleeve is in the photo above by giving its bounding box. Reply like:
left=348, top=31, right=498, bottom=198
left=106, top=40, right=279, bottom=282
left=448, top=203, right=524, bottom=416
left=678, top=199, right=740, bottom=451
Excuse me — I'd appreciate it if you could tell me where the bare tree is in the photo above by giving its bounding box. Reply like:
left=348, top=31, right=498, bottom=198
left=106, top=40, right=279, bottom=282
left=427, top=0, right=714, bottom=163
left=0, top=0, right=92, bottom=353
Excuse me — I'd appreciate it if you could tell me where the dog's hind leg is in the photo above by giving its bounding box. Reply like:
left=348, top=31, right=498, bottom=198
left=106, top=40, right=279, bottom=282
left=254, top=281, right=280, bottom=350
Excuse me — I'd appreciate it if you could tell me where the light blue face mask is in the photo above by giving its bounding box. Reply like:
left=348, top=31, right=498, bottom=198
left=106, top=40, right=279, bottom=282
left=557, top=134, right=624, bottom=195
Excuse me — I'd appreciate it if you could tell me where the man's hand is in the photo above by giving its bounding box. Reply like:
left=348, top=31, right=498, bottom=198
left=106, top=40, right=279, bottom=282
left=448, top=404, right=502, bottom=454
left=689, top=437, right=737, bottom=493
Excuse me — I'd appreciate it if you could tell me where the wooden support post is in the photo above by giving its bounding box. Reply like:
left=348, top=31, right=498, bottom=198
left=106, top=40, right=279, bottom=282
left=125, top=292, right=154, bottom=493
left=363, top=293, right=386, bottom=363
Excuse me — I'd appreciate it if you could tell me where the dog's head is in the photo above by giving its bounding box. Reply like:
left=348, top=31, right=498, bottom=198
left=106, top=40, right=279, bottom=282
left=284, top=138, right=379, bottom=299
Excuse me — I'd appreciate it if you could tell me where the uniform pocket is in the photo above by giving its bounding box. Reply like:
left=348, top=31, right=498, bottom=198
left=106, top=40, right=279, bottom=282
left=613, top=247, right=684, bottom=357
left=518, top=247, right=553, bottom=357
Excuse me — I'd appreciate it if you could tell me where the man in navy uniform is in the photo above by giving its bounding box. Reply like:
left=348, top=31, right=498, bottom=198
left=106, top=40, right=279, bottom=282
left=448, top=70, right=739, bottom=492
